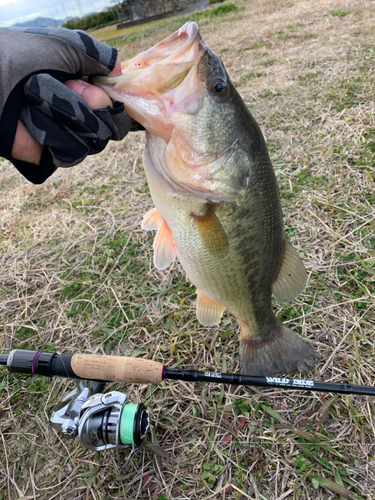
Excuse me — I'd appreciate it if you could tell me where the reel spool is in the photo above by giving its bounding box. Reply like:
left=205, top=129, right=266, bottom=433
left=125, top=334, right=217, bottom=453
left=51, top=381, right=149, bottom=451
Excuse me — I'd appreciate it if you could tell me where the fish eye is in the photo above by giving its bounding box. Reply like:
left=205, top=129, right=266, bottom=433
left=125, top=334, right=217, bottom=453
left=211, top=78, right=228, bottom=98
left=215, top=82, right=224, bottom=93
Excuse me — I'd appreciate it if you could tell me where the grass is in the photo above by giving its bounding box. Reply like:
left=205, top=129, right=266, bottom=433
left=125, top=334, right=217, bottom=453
left=330, top=10, right=349, bottom=17
left=1, top=0, right=375, bottom=498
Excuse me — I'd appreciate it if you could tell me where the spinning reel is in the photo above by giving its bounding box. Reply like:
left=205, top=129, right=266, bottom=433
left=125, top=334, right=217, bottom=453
left=50, top=380, right=149, bottom=451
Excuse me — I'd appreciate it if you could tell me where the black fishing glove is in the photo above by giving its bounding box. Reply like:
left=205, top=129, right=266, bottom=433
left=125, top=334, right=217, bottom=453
left=0, top=28, right=133, bottom=184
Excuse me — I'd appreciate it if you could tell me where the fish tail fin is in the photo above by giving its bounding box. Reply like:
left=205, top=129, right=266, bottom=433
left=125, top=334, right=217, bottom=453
left=239, top=318, right=320, bottom=377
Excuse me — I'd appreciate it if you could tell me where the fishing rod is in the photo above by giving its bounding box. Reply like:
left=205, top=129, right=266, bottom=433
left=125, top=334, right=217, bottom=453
left=2, top=349, right=374, bottom=454
left=2, top=348, right=375, bottom=396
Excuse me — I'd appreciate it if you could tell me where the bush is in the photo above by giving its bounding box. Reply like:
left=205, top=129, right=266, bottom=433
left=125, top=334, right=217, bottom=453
left=210, top=3, right=239, bottom=15
left=62, top=8, right=118, bottom=31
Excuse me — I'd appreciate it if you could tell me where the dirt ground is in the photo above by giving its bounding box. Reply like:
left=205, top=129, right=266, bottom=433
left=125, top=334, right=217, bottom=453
left=1, top=0, right=375, bottom=499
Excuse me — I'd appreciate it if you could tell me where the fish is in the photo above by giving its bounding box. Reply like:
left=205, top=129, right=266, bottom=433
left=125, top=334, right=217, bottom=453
left=95, top=22, right=321, bottom=376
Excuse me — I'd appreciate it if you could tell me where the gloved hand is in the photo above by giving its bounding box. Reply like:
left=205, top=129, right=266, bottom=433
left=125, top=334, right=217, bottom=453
left=0, top=28, right=133, bottom=184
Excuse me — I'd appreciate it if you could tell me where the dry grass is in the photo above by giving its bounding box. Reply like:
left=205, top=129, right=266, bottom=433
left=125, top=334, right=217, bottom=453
left=1, top=0, right=375, bottom=498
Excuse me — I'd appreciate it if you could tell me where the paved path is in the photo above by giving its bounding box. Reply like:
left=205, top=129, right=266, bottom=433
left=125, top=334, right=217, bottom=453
left=182, top=0, right=209, bottom=15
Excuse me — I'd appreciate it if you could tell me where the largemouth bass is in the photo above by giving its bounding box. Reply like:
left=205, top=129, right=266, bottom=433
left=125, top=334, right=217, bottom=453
left=96, top=22, right=320, bottom=376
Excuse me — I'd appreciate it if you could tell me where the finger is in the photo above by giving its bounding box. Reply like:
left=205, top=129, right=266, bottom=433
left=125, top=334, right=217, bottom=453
left=11, top=120, right=42, bottom=165
left=64, top=57, right=122, bottom=109
left=65, top=79, right=113, bottom=109
left=108, top=57, right=122, bottom=77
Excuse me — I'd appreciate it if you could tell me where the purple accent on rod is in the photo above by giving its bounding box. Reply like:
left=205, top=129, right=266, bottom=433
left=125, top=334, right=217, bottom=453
left=162, top=366, right=166, bottom=380
left=31, top=351, right=41, bottom=375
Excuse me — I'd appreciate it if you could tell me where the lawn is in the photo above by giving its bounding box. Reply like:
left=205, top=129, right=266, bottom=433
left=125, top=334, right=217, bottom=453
left=0, top=0, right=374, bottom=498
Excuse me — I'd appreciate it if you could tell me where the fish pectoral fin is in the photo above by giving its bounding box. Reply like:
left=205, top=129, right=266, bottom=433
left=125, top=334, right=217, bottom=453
left=142, top=207, right=162, bottom=231
left=196, top=290, right=225, bottom=326
left=191, top=204, right=229, bottom=258
left=153, top=220, right=177, bottom=270
left=272, top=240, right=307, bottom=303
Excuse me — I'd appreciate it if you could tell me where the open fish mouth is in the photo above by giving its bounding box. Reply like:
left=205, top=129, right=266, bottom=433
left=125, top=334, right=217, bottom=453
left=95, top=22, right=248, bottom=202
left=94, top=22, right=204, bottom=137
left=117, top=21, right=201, bottom=93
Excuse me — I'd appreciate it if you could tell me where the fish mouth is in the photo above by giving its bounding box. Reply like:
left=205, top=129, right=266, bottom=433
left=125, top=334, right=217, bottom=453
left=94, top=22, right=204, bottom=138
left=119, top=21, right=202, bottom=93
left=95, top=23, right=246, bottom=202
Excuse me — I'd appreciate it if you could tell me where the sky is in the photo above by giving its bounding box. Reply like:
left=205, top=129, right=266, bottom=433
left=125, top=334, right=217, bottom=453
left=0, top=0, right=111, bottom=26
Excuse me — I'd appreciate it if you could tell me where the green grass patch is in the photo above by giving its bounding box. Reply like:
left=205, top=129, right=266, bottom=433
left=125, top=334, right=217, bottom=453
left=209, top=3, right=239, bottom=15
left=330, top=10, right=349, bottom=17
left=260, top=59, right=276, bottom=67
left=239, top=72, right=264, bottom=83
left=105, top=31, right=150, bottom=48
left=286, top=23, right=302, bottom=31
left=297, top=71, right=321, bottom=85
left=181, top=2, right=239, bottom=24
left=327, top=77, right=363, bottom=111
left=240, top=41, right=268, bottom=51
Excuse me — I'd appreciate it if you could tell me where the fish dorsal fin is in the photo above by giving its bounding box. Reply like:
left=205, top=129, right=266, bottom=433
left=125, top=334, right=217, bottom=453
left=141, top=207, right=162, bottom=231
left=272, top=240, right=307, bottom=303
left=153, top=220, right=177, bottom=270
left=196, top=290, right=225, bottom=326
left=191, top=204, right=229, bottom=258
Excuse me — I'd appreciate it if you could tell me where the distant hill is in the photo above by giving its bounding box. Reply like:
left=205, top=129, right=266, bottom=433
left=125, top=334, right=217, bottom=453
left=12, top=17, right=71, bottom=28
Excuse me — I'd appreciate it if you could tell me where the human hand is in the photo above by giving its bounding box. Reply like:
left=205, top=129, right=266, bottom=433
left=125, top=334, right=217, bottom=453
left=0, top=28, right=132, bottom=184
left=11, top=62, right=120, bottom=165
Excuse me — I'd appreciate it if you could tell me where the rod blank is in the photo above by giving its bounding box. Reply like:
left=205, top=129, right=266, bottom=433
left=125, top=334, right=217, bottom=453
left=164, top=368, right=375, bottom=396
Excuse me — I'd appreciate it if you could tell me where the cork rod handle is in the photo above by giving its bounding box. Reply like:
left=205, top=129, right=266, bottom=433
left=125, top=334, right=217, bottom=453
left=71, top=354, right=164, bottom=384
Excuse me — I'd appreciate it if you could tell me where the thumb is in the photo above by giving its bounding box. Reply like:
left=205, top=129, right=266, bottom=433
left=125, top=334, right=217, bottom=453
left=64, top=79, right=113, bottom=110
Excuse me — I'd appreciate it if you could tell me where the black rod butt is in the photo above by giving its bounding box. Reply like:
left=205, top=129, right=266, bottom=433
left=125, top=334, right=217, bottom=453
left=0, top=354, right=8, bottom=366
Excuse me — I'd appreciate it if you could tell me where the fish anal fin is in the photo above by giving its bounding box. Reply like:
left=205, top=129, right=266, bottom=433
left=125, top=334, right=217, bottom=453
left=196, top=290, right=225, bottom=326
left=239, top=319, right=320, bottom=376
left=141, top=207, right=162, bottom=231
left=191, top=204, right=229, bottom=258
left=272, top=240, right=307, bottom=303
left=153, top=220, right=177, bottom=270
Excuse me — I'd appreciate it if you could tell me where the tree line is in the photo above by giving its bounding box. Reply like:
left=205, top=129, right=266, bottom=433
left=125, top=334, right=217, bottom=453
left=62, top=8, right=118, bottom=31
